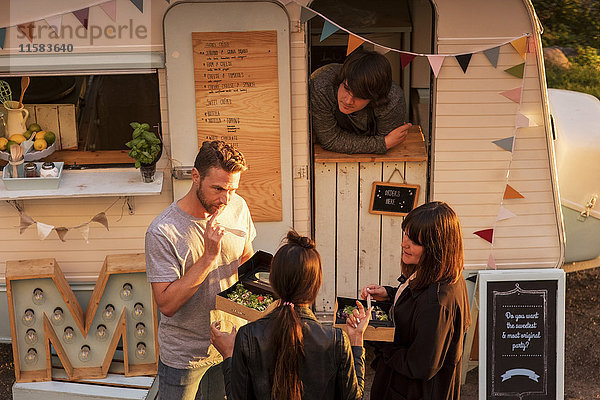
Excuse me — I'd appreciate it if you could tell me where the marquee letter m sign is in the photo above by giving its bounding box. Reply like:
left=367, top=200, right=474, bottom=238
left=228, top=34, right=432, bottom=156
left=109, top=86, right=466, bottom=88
left=6, top=254, right=158, bottom=382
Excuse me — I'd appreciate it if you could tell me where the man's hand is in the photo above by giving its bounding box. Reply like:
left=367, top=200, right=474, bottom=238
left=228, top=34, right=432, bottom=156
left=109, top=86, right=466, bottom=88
left=210, top=321, right=237, bottom=359
left=384, top=123, right=412, bottom=150
left=204, top=212, right=225, bottom=262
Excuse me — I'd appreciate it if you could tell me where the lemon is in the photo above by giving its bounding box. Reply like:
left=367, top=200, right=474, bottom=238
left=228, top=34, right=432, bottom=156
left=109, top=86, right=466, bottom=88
left=33, top=139, right=47, bottom=151
left=9, top=134, right=26, bottom=144
left=28, top=123, right=42, bottom=132
left=0, top=137, right=7, bottom=151
left=44, top=131, right=56, bottom=146
left=23, top=129, right=34, bottom=140
left=35, top=131, right=46, bottom=140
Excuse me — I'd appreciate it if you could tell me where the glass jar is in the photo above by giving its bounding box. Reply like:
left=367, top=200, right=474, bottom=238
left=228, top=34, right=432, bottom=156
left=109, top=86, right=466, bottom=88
left=40, top=162, right=59, bottom=178
left=24, top=163, right=37, bottom=178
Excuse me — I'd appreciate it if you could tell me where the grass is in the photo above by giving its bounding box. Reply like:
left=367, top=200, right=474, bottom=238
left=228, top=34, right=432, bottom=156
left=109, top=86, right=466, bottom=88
left=546, top=63, right=600, bottom=100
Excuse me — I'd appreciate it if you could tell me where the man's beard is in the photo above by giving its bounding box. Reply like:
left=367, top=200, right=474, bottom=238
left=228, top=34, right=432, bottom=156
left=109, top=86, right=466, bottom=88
left=196, top=186, right=222, bottom=215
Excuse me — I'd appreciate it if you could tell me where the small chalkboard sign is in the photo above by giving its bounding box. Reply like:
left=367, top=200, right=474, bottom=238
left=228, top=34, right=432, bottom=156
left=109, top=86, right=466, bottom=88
left=369, top=182, right=419, bottom=216
left=479, top=269, right=565, bottom=400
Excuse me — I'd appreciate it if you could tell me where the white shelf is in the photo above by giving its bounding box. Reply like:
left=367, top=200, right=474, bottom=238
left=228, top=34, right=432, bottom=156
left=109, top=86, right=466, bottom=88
left=0, top=168, right=163, bottom=200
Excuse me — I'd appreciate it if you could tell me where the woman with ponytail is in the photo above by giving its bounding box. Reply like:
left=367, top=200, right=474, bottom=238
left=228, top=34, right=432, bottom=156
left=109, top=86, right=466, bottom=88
left=211, top=230, right=371, bottom=400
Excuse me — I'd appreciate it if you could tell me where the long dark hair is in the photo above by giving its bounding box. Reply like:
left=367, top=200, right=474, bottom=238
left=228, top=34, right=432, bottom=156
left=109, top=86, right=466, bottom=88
left=401, top=201, right=464, bottom=290
left=269, top=230, right=322, bottom=400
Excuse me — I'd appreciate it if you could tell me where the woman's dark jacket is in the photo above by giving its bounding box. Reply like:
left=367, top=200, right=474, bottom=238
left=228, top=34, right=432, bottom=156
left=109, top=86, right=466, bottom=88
left=370, top=278, right=471, bottom=400
left=222, top=306, right=365, bottom=399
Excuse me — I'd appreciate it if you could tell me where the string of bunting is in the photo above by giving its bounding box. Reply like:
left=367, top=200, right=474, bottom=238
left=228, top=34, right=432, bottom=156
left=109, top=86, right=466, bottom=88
left=9, top=197, right=127, bottom=243
left=0, top=0, right=171, bottom=48
left=297, top=1, right=535, bottom=77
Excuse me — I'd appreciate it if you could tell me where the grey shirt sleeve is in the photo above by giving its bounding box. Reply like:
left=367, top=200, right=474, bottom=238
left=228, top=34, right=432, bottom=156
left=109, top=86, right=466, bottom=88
left=145, top=227, right=181, bottom=283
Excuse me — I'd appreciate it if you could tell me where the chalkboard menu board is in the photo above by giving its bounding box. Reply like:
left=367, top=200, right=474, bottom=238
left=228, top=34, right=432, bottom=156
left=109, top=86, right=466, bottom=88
left=192, top=31, right=282, bottom=222
left=480, top=270, right=565, bottom=400
left=369, top=182, right=419, bottom=216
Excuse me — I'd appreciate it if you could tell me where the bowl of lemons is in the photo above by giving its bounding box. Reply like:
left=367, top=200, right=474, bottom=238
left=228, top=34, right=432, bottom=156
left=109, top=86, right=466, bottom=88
left=0, top=123, right=57, bottom=161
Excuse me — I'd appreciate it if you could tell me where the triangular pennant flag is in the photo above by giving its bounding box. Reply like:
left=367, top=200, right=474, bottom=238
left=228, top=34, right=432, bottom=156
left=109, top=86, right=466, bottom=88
left=474, top=228, right=494, bottom=243
left=44, top=15, right=62, bottom=36
left=20, top=213, right=36, bottom=234
left=483, top=46, right=500, bottom=68
left=504, top=184, right=525, bottom=199
left=37, top=222, right=54, bottom=241
left=400, top=53, right=416, bottom=69
left=320, top=20, right=339, bottom=42
left=346, top=34, right=364, bottom=56
left=374, top=45, right=390, bottom=55
left=91, top=212, right=110, bottom=231
left=487, top=253, right=497, bottom=269
left=493, top=136, right=514, bottom=152
left=73, top=8, right=90, bottom=29
left=516, top=113, right=531, bottom=128
left=100, top=0, right=117, bottom=21
left=504, top=62, right=525, bottom=79
left=79, top=224, right=90, bottom=243
left=129, top=0, right=143, bottom=13
left=497, top=206, right=517, bottom=221
left=500, top=87, right=522, bottom=103
left=455, top=54, right=472, bottom=73
left=55, top=227, right=69, bottom=242
left=300, top=7, right=317, bottom=23
left=510, top=37, right=527, bottom=60
left=0, top=28, right=6, bottom=49
left=527, top=36, right=535, bottom=53
left=427, top=55, right=445, bottom=77
left=17, top=23, right=35, bottom=42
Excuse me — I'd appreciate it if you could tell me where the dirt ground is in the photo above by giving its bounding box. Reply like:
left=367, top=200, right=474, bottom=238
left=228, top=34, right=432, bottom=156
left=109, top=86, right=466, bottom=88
left=0, top=267, right=598, bottom=399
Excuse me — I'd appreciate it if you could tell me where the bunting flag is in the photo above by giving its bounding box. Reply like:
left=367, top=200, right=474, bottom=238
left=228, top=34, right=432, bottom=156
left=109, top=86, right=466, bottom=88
left=427, top=55, right=445, bottom=77
left=474, top=229, right=494, bottom=243
left=510, top=37, right=528, bottom=60
left=0, top=28, right=5, bottom=49
left=92, top=212, right=110, bottom=230
left=504, top=62, right=525, bottom=79
left=44, top=15, right=62, bottom=36
left=100, top=0, right=117, bottom=22
left=483, top=46, right=500, bottom=68
left=493, top=136, right=515, bottom=152
left=487, top=253, right=497, bottom=269
left=374, top=45, right=390, bottom=55
left=516, top=113, right=532, bottom=128
left=400, top=53, right=416, bottom=69
left=79, top=224, right=90, bottom=243
left=500, top=87, right=522, bottom=103
left=300, top=6, right=317, bottom=23
left=346, top=34, right=364, bottom=55
left=129, top=0, right=144, bottom=13
left=497, top=206, right=517, bottom=221
left=37, top=222, right=55, bottom=241
left=455, top=54, right=472, bottom=73
left=17, top=23, right=35, bottom=42
left=320, top=20, right=339, bottom=42
left=504, top=184, right=525, bottom=199
left=72, top=8, right=90, bottom=29
left=20, top=213, right=36, bottom=234
left=56, top=227, right=69, bottom=242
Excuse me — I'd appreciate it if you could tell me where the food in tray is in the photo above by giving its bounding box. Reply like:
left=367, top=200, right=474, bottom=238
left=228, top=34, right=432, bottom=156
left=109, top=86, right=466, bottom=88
left=337, top=304, right=390, bottom=322
left=226, top=283, right=275, bottom=312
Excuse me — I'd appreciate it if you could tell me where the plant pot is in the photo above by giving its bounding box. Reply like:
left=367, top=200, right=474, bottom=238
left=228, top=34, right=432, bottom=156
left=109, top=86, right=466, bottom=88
left=140, top=163, right=156, bottom=183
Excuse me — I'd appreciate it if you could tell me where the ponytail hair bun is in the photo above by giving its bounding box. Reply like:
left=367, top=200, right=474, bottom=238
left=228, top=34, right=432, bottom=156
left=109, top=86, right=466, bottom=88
left=286, top=230, right=315, bottom=250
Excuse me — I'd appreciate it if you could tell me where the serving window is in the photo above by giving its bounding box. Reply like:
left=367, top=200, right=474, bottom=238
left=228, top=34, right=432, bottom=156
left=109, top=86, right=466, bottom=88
left=1, top=71, right=161, bottom=167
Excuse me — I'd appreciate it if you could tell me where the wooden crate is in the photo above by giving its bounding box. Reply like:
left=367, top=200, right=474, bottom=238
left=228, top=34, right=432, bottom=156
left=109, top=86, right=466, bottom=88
left=23, top=104, right=78, bottom=150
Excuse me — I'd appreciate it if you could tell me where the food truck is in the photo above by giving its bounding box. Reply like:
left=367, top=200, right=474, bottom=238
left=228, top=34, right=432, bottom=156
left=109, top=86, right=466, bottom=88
left=0, top=0, right=564, bottom=393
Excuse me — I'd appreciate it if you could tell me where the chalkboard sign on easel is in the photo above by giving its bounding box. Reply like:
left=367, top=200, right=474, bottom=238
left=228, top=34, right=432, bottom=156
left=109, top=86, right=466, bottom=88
left=369, top=182, right=419, bottom=216
left=479, top=269, right=565, bottom=400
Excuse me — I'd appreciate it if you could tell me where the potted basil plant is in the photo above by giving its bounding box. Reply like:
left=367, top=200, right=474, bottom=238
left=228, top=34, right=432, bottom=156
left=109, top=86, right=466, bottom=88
left=125, top=122, right=162, bottom=183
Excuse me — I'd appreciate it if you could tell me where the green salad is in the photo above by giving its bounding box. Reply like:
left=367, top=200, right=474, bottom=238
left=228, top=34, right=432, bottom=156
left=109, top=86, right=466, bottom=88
left=226, top=283, right=274, bottom=312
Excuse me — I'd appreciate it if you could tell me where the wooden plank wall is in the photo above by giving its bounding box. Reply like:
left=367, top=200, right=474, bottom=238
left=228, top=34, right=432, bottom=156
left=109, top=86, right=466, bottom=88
left=432, top=39, right=561, bottom=270
left=0, top=70, right=173, bottom=283
left=23, top=104, right=78, bottom=150
left=314, top=160, right=426, bottom=313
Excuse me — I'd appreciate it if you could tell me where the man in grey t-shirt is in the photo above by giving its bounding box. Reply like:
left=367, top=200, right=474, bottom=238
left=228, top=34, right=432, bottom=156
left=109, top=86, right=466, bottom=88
left=146, top=140, right=255, bottom=399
